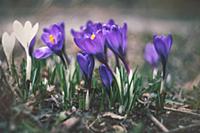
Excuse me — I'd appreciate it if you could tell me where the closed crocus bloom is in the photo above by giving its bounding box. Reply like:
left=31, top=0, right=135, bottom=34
left=106, top=22, right=127, bottom=60
left=77, top=52, right=95, bottom=80
left=105, top=20, right=130, bottom=73
left=71, top=21, right=107, bottom=63
left=99, top=64, right=113, bottom=89
left=153, top=34, right=173, bottom=78
left=144, top=43, right=159, bottom=68
left=33, top=22, right=65, bottom=59
left=2, top=32, right=16, bottom=69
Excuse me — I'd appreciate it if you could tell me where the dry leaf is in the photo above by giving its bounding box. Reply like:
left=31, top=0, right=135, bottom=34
left=102, top=112, right=126, bottom=120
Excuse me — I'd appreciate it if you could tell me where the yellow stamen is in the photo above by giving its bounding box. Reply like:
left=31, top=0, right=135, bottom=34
left=90, top=34, right=96, bottom=40
left=49, top=34, right=55, bottom=44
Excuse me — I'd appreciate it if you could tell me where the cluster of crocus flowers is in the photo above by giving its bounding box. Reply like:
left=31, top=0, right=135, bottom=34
left=33, top=22, right=70, bottom=67
left=71, top=19, right=130, bottom=93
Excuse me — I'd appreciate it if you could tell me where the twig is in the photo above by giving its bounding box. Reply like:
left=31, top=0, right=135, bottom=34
left=167, top=122, right=200, bottom=133
left=147, top=112, right=169, bottom=132
left=88, top=118, right=98, bottom=128
left=164, top=107, right=200, bottom=117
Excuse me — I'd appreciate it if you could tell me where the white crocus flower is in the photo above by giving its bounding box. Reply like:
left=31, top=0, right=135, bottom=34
left=2, top=32, right=15, bottom=69
left=13, top=20, right=39, bottom=81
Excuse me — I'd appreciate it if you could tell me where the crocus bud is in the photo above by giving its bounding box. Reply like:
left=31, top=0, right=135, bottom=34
left=105, top=20, right=130, bottom=73
left=99, top=64, right=113, bottom=89
left=77, top=52, right=94, bottom=80
left=153, top=34, right=173, bottom=79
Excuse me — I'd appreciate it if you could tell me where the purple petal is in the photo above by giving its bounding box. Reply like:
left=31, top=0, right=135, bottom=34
left=164, top=34, right=173, bottom=53
left=120, top=23, right=127, bottom=56
left=58, top=22, right=65, bottom=35
left=43, top=28, right=51, bottom=33
left=33, top=47, right=53, bottom=59
left=71, top=29, right=83, bottom=38
left=144, top=43, right=159, bottom=67
left=106, top=25, right=122, bottom=54
left=91, top=31, right=105, bottom=53
left=153, top=37, right=168, bottom=59
left=74, top=38, right=90, bottom=52
left=41, top=32, right=51, bottom=44
left=107, top=19, right=115, bottom=25
left=51, top=25, right=62, bottom=38
left=29, top=36, right=36, bottom=56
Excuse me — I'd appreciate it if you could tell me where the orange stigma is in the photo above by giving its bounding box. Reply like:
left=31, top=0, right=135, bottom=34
left=90, top=34, right=96, bottom=40
left=49, top=34, right=55, bottom=44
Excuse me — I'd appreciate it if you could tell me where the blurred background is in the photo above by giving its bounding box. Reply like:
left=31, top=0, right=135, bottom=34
left=0, top=0, right=200, bottom=89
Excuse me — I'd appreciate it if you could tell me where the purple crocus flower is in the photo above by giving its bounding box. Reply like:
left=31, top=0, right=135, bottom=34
left=71, top=21, right=107, bottom=63
left=99, top=64, right=113, bottom=94
left=153, top=34, right=173, bottom=78
left=33, top=22, right=65, bottom=59
left=144, top=43, right=160, bottom=68
left=77, top=52, right=95, bottom=81
left=104, top=19, right=130, bottom=73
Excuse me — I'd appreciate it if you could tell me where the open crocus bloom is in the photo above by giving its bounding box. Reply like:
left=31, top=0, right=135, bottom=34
left=33, top=22, right=65, bottom=59
left=153, top=34, right=173, bottom=78
left=71, top=21, right=107, bottom=63
left=144, top=43, right=160, bottom=68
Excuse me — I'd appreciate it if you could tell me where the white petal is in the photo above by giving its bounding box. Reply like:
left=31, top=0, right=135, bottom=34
left=13, top=20, right=39, bottom=48
left=2, top=32, right=16, bottom=66
left=28, top=22, right=39, bottom=45
left=13, top=20, right=26, bottom=47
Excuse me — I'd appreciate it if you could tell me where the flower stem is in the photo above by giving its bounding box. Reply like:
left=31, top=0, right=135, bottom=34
left=26, top=50, right=32, bottom=81
left=59, top=53, right=67, bottom=69
left=115, top=55, right=120, bottom=70
left=160, top=79, right=164, bottom=94
left=85, top=79, right=91, bottom=110
left=63, top=50, right=70, bottom=65
left=85, top=89, right=90, bottom=110
left=158, top=79, right=166, bottom=110
left=121, top=58, right=130, bottom=74
left=153, top=68, right=158, bottom=79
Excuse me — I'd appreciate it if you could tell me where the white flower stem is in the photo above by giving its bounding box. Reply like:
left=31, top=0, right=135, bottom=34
left=153, top=68, right=158, bottom=79
left=85, top=89, right=90, bottom=110
left=160, top=79, right=164, bottom=94
left=8, top=55, right=12, bottom=71
left=25, top=49, right=32, bottom=81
